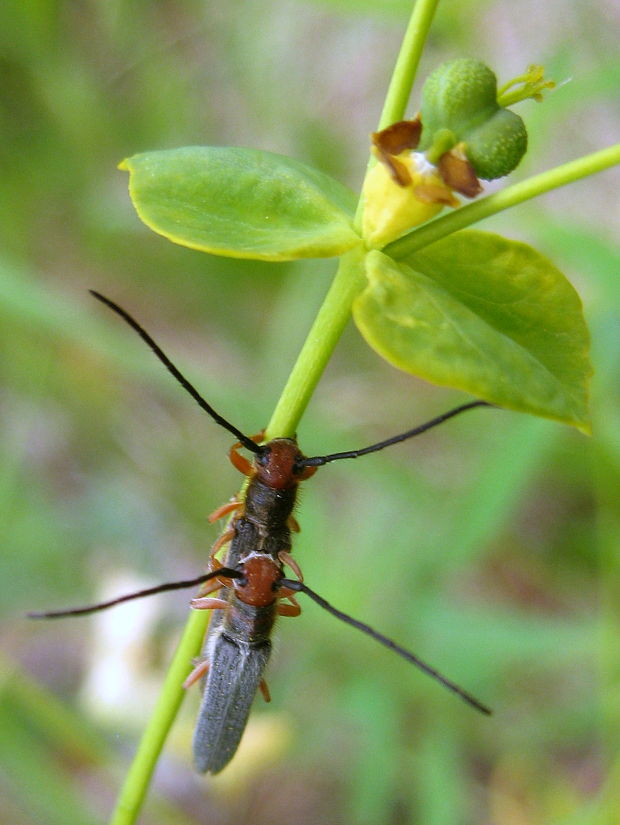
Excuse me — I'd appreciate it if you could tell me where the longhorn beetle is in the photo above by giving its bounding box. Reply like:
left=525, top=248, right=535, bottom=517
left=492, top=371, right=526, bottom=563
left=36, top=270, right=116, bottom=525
left=30, top=292, right=492, bottom=774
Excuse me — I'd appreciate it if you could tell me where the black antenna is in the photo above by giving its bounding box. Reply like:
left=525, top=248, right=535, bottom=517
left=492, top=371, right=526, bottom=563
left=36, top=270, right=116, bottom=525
left=282, top=578, right=491, bottom=715
left=90, top=291, right=262, bottom=455
left=28, top=564, right=490, bottom=713
left=27, top=568, right=242, bottom=619
left=299, top=401, right=492, bottom=468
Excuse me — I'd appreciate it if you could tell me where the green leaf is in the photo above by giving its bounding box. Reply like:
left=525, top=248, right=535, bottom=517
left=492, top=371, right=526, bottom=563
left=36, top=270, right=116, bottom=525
left=353, top=231, right=592, bottom=431
left=121, top=147, right=361, bottom=261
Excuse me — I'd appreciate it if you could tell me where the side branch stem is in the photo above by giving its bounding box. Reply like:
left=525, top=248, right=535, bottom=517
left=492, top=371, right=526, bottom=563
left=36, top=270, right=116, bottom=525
left=386, top=144, right=620, bottom=258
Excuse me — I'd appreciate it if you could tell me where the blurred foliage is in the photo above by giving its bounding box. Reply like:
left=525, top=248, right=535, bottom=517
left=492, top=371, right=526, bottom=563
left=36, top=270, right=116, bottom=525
left=1, top=1, right=619, bottom=824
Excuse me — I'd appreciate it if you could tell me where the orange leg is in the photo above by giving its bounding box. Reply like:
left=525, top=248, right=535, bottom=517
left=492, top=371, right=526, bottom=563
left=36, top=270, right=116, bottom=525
left=287, top=515, right=301, bottom=533
left=191, top=596, right=229, bottom=610
left=206, top=556, right=224, bottom=573
left=229, top=430, right=265, bottom=475
left=183, top=659, right=210, bottom=689
left=279, top=550, right=303, bottom=582
left=195, top=576, right=224, bottom=598
left=198, top=558, right=228, bottom=596
left=277, top=602, right=301, bottom=617
left=259, top=679, right=271, bottom=702
left=298, top=464, right=317, bottom=481
left=196, top=561, right=237, bottom=597
left=278, top=588, right=302, bottom=610
left=285, top=593, right=300, bottom=608
left=208, top=499, right=242, bottom=523
left=229, top=448, right=253, bottom=476
left=210, top=527, right=235, bottom=559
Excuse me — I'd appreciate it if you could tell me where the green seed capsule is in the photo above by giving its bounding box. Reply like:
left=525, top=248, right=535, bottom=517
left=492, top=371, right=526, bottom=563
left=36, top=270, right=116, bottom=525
left=464, top=107, right=528, bottom=180
left=419, top=58, right=528, bottom=180
left=419, top=58, right=499, bottom=144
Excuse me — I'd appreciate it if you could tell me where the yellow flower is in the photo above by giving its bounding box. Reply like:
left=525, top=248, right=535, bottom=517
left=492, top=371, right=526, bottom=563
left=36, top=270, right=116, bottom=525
left=361, top=118, right=480, bottom=249
left=362, top=150, right=459, bottom=248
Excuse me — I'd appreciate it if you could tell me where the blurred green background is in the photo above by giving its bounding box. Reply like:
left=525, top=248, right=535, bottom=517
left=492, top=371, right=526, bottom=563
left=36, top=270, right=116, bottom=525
left=1, top=1, right=619, bottom=823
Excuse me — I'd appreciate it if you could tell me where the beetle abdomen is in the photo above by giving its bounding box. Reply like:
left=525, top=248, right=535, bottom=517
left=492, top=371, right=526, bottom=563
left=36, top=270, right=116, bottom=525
left=193, top=632, right=271, bottom=774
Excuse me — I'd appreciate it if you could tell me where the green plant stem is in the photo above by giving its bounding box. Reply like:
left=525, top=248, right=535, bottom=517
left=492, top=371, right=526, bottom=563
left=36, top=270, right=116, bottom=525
left=269, top=0, right=441, bottom=437
left=385, top=143, right=620, bottom=258
left=109, top=610, right=209, bottom=825
left=108, top=5, right=439, bottom=821
left=265, top=248, right=365, bottom=437
left=354, top=0, right=440, bottom=230
left=377, top=0, right=440, bottom=130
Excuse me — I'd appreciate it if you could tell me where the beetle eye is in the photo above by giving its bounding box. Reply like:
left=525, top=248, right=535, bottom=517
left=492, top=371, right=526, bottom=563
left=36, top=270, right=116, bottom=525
left=256, top=447, right=270, bottom=467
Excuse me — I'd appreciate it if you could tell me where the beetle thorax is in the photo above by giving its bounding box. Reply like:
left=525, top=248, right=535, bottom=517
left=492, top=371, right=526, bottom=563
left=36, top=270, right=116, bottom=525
left=231, top=554, right=280, bottom=608
left=253, top=438, right=305, bottom=489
